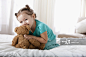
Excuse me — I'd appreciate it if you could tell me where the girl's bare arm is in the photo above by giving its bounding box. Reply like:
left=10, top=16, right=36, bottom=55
left=24, top=31, right=48, bottom=44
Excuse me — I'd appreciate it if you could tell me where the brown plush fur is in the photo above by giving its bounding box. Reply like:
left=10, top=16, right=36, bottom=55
left=12, top=25, right=45, bottom=50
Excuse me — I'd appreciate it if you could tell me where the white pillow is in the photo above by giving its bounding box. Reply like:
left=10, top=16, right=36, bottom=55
left=75, top=19, right=86, bottom=33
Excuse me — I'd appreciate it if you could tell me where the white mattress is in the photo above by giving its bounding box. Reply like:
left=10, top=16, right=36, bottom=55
left=0, top=34, right=86, bottom=57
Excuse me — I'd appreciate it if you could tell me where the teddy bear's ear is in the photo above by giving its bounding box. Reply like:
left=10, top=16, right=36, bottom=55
left=15, top=27, right=18, bottom=32
left=26, top=25, right=31, bottom=31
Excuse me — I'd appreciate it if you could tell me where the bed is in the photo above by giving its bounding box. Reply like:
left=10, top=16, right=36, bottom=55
left=0, top=34, right=86, bottom=57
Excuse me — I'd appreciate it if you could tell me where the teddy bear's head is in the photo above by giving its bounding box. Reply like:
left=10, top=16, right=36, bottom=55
left=15, top=25, right=30, bottom=35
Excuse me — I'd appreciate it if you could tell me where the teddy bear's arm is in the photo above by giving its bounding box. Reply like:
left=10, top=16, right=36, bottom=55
left=12, top=35, right=19, bottom=46
left=29, top=39, right=40, bottom=47
left=39, top=43, right=45, bottom=50
left=29, top=39, right=45, bottom=50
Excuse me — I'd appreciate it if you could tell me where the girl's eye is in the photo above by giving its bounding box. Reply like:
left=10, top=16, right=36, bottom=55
left=20, top=21, right=23, bottom=23
left=25, top=19, right=27, bottom=21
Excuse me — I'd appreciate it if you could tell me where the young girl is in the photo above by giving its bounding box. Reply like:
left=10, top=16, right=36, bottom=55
left=15, top=5, right=59, bottom=50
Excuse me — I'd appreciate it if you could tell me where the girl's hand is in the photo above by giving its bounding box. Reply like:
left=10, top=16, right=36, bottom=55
left=24, top=34, right=33, bottom=40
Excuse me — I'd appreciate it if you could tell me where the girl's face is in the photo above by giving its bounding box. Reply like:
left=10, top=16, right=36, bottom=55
left=17, top=13, right=35, bottom=28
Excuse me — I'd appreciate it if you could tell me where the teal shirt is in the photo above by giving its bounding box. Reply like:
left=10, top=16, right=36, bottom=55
left=29, top=19, right=59, bottom=50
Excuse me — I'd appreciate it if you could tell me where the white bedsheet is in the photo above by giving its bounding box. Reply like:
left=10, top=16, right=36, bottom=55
left=0, top=34, right=86, bottom=57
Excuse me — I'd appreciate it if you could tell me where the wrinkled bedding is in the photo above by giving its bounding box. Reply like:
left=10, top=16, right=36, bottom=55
left=0, top=34, right=86, bottom=57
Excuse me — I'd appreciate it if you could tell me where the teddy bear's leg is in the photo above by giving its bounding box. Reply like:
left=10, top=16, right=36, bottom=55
left=29, top=39, right=40, bottom=47
left=38, top=43, right=45, bottom=50
left=22, top=46, right=27, bottom=49
left=12, top=35, right=19, bottom=46
left=15, top=44, right=21, bottom=48
left=19, top=39, right=30, bottom=49
left=29, top=44, right=37, bottom=49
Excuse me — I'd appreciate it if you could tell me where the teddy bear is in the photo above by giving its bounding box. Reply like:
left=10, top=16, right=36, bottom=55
left=12, top=25, right=45, bottom=50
